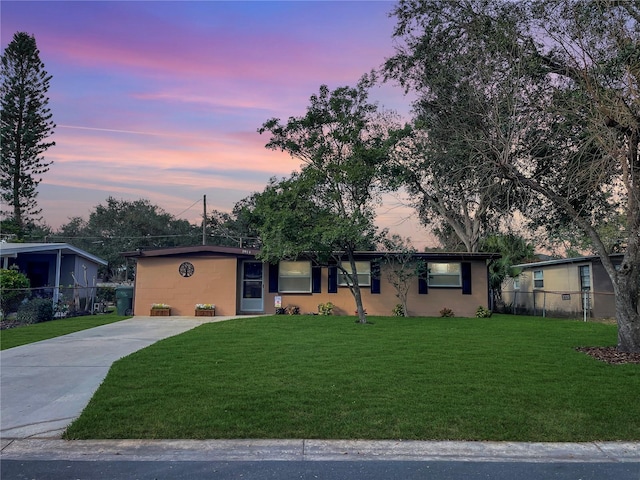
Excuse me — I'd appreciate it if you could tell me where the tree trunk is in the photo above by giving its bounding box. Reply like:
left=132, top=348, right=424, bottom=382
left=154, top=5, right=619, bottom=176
left=615, top=288, right=640, bottom=353
left=354, top=283, right=367, bottom=324
left=346, top=251, right=368, bottom=324
left=611, top=249, right=640, bottom=353
left=499, top=165, right=640, bottom=352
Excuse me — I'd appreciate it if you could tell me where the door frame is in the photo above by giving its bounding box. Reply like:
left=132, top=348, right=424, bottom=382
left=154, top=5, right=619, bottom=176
left=239, top=260, right=265, bottom=313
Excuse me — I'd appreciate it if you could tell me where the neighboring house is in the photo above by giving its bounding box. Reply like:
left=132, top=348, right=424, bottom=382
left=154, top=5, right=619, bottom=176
left=123, top=245, right=499, bottom=317
left=502, top=254, right=623, bottom=319
left=0, top=242, right=107, bottom=306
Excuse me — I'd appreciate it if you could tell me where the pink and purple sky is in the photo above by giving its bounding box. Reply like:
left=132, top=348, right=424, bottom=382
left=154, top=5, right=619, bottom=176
left=2, top=1, right=433, bottom=247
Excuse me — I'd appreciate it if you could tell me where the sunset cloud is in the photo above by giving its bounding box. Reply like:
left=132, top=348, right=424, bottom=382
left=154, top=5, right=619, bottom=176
left=1, top=1, right=429, bottom=246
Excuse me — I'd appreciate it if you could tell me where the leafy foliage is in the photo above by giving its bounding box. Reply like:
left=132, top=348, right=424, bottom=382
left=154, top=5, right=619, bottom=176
left=386, top=0, right=640, bottom=351
left=256, top=78, right=406, bottom=323
left=0, top=268, right=30, bottom=315
left=479, top=233, right=536, bottom=304
left=317, top=302, right=334, bottom=316
left=439, top=307, right=454, bottom=318
left=54, top=197, right=199, bottom=280
left=16, top=297, right=53, bottom=325
left=384, top=1, right=528, bottom=252
left=1, top=32, right=55, bottom=232
left=381, top=234, right=425, bottom=317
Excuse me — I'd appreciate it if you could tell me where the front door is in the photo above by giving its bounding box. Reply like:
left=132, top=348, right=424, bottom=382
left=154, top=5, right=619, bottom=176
left=241, top=261, right=264, bottom=312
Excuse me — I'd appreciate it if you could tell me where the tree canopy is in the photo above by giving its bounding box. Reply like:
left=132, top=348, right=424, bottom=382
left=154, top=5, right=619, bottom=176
left=385, top=0, right=640, bottom=351
left=257, top=78, right=405, bottom=322
left=54, top=197, right=199, bottom=281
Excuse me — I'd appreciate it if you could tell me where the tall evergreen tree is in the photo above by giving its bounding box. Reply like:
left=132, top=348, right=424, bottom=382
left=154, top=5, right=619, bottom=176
left=1, top=32, right=55, bottom=232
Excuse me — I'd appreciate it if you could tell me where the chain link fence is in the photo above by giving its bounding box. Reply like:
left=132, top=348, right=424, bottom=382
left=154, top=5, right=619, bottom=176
left=0, top=285, right=116, bottom=319
left=498, top=289, right=616, bottom=320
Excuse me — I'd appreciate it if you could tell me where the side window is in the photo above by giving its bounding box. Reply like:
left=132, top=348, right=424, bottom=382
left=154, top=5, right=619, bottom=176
left=579, top=265, right=591, bottom=291
left=533, top=270, right=544, bottom=289
left=513, top=276, right=520, bottom=290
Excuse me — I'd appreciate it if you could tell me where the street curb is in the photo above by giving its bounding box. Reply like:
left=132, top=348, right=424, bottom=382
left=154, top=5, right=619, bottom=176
left=2, top=439, right=640, bottom=463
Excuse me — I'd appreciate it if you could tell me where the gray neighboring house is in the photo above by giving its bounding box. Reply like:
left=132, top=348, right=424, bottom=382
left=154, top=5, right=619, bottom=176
left=0, top=242, right=107, bottom=306
left=502, top=254, right=624, bottom=319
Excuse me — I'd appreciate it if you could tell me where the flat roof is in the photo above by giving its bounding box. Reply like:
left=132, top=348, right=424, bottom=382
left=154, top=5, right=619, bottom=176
left=122, top=244, right=260, bottom=258
left=122, top=245, right=500, bottom=261
left=513, top=253, right=623, bottom=269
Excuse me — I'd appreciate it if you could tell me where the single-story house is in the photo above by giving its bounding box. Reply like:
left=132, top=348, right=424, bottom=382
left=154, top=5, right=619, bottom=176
left=0, top=242, right=107, bottom=306
left=123, top=245, right=499, bottom=317
left=501, top=254, right=623, bottom=318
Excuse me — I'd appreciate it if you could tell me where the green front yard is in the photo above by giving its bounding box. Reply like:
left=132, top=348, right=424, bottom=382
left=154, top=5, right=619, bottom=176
left=64, top=315, right=639, bottom=441
left=0, top=313, right=130, bottom=350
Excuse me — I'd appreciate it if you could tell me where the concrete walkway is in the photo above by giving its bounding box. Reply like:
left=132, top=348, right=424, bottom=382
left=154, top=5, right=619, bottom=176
left=0, top=315, right=245, bottom=440
left=2, top=315, right=639, bottom=465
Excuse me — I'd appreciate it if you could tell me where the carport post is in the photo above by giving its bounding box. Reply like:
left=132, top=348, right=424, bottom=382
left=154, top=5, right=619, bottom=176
left=53, top=247, right=61, bottom=305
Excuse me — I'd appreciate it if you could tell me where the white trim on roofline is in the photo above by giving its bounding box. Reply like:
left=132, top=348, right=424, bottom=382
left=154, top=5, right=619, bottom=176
left=0, top=242, right=108, bottom=266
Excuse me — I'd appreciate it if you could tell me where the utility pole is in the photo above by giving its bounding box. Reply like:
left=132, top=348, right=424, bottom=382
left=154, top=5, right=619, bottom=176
left=202, top=194, right=207, bottom=246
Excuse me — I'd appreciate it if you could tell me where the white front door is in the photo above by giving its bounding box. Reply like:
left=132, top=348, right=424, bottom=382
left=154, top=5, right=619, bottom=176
left=240, top=261, right=264, bottom=312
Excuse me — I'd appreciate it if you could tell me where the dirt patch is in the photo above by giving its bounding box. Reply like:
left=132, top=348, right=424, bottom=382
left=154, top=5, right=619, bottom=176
left=576, top=346, right=640, bottom=365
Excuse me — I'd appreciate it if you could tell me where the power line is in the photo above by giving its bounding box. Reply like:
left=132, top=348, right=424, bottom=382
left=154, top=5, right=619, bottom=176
left=174, top=198, right=202, bottom=218
left=47, top=234, right=197, bottom=241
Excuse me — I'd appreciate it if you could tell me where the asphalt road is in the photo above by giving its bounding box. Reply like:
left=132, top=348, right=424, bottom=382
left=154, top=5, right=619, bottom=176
left=2, top=439, right=639, bottom=480
left=2, top=459, right=639, bottom=480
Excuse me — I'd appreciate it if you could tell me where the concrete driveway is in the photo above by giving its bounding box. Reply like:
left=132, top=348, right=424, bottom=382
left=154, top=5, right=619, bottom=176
left=0, top=315, right=246, bottom=440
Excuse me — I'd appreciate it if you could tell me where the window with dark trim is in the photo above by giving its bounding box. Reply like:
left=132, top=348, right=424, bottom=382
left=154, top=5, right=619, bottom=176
left=338, top=261, right=371, bottom=287
left=279, top=261, right=312, bottom=293
left=428, top=262, right=461, bottom=287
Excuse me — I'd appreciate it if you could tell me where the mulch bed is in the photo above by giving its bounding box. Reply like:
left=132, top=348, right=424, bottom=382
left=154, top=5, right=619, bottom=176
left=576, top=346, right=640, bottom=365
left=0, top=320, right=23, bottom=330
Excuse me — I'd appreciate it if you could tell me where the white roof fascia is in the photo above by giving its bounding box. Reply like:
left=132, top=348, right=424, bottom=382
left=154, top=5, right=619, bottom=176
left=0, top=243, right=108, bottom=266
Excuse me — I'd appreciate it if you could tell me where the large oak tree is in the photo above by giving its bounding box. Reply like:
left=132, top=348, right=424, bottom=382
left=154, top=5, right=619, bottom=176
left=385, top=0, right=640, bottom=352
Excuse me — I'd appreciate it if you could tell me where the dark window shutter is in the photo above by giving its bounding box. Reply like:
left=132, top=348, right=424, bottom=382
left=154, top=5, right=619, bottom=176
left=268, top=263, right=279, bottom=293
left=312, top=266, right=322, bottom=293
left=418, top=277, right=428, bottom=294
left=328, top=266, right=338, bottom=293
left=461, top=262, right=472, bottom=295
left=371, top=261, right=380, bottom=294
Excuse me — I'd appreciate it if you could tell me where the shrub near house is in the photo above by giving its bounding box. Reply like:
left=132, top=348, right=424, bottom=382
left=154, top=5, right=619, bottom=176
left=0, top=269, right=30, bottom=316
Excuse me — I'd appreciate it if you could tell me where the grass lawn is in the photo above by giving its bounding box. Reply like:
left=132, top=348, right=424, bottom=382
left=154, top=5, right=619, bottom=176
left=0, top=313, right=131, bottom=350
left=64, top=314, right=639, bottom=442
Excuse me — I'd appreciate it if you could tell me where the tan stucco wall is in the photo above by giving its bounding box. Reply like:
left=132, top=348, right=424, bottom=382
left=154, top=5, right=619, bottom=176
left=133, top=257, right=490, bottom=317
left=264, top=261, right=488, bottom=317
left=133, top=257, right=237, bottom=316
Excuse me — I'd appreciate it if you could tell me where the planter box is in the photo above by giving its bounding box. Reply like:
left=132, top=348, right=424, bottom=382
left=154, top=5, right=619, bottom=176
left=195, top=309, right=215, bottom=317
left=150, top=308, right=170, bottom=316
